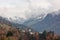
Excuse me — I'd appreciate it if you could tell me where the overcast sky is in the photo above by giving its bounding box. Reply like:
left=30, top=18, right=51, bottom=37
left=0, top=0, right=60, bottom=19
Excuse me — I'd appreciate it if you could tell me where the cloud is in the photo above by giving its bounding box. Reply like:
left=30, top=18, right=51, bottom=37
left=28, top=0, right=52, bottom=9
left=0, top=0, right=60, bottom=22
left=48, top=0, right=60, bottom=10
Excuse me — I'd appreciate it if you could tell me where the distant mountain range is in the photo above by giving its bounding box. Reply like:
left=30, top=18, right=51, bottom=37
left=0, top=10, right=60, bottom=34
left=23, top=10, right=60, bottom=34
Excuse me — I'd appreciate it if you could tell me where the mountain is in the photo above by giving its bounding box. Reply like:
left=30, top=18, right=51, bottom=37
left=23, top=10, right=60, bottom=34
left=0, top=10, right=60, bottom=34
left=0, top=16, right=27, bottom=30
left=8, top=16, right=26, bottom=24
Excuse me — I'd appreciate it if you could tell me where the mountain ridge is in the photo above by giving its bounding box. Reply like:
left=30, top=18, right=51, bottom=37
left=23, top=11, right=60, bottom=34
left=0, top=16, right=27, bottom=30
